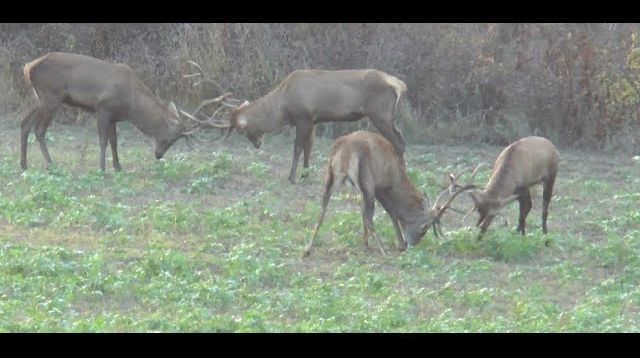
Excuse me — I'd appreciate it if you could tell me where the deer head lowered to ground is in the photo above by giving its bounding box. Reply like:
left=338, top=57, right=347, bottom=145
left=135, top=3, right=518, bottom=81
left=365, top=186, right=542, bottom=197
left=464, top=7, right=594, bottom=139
left=302, top=130, right=476, bottom=257
left=185, top=64, right=408, bottom=184
left=449, top=136, right=560, bottom=238
left=19, top=52, right=210, bottom=172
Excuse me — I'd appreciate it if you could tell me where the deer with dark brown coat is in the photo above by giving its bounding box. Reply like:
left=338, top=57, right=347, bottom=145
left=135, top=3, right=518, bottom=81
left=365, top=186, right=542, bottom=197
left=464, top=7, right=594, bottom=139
left=302, top=131, right=475, bottom=257
left=194, top=68, right=408, bottom=184
left=19, top=52, right=206, bottom=172
left=450, top=136, right=560, bottom=238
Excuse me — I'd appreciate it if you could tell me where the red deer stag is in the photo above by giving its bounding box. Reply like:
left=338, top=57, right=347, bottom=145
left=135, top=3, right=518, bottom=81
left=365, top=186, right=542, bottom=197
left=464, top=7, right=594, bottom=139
left=450, top=136, right=560, bottom=238
left=187, top=65, right=408, bottom=184
left=19, top=52, right=209, bottom=172
left=302, top=131, right=475, bottom=257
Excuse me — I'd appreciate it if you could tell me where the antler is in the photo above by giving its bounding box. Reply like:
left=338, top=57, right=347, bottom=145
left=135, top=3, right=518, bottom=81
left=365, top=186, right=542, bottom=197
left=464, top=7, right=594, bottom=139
left=182, top=61, right=248, bottom=135
left=184, top=61, right=245, bottom=106
left=445, top=163, right=488, bottom=226
left=184, top=60, right=225, bottom=94
left=429, top=183, right=479, bottom=240
left=179, top=108, right=231, bottom=129
left=433, top=184, right=478, bottom=222
left=448, top=163, right=484, bottom=193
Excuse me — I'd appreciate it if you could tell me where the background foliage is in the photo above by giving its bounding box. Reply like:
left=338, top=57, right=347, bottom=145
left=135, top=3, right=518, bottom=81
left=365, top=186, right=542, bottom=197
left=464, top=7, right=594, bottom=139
left=1, top=23, right=639, bottom=152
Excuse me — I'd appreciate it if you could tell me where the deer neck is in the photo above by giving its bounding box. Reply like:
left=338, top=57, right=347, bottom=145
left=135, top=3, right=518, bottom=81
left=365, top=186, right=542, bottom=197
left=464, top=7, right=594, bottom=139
left=248, top=93, right=288, bottom=132
left=388, top=175, right=427, bottom=225
left=128, top=91, right=175, bottom=138
left=485, top=166, right=517, bottom=199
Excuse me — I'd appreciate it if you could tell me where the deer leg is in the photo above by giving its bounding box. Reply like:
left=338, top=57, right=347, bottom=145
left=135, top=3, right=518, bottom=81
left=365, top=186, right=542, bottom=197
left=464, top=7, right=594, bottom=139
left=289, top=123, right=311, bottom=184
left=302, top=125, right=315, bottom=170
left=97, top=111, right=112, bottom=172
left=359, top=162, right=387, bottom=257
left=376, top=189, right=407, bottom=251
left=34, top=105, right=58, bottom=169
left=516, top=188, right=532, bottom=235
left=362, top=192, right=387, bottom=256
left=369, top=115, right=406, bottom=164
left=106, top=121, right=121, bottom=171
left=361, top=222, right=370, bottom=249
left=303, top=168, right=335, bottom=257
left=542, top=175, right=556, bottom=234
left=20, top=106, right=44, bottom=170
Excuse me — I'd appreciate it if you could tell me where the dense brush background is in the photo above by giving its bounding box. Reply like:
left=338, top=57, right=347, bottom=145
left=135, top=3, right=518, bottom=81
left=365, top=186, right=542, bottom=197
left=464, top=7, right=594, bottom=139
left=1, top=23, right=639, bottom=154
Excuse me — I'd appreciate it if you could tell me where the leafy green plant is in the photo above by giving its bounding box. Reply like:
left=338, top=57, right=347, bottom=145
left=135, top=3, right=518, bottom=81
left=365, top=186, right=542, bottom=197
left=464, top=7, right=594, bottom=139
left=1, top=120, right=639, bottom=332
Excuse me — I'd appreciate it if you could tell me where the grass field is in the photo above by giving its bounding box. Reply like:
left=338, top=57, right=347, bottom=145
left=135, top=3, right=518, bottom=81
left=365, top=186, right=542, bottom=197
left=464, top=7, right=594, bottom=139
left=0, top=118, right=639, bottom=332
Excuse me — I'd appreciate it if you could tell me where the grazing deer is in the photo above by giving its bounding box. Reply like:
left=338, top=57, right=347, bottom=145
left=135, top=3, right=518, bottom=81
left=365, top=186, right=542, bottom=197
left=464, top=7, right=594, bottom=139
left=19, top=52, right=207, bottom=172
left=450, top=136, right=560, bottom=238
left=185, top=64, right=408, bottom=184
left=302, top=131, right=475, bottom=257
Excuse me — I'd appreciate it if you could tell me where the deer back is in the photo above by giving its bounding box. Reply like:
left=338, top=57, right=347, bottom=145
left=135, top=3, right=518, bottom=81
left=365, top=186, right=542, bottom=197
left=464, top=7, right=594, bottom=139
left=486, top=137, right=558, bottom=196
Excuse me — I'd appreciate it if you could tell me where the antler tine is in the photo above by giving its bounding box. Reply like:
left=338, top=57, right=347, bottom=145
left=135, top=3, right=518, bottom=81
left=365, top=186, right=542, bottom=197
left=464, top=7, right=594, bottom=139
left=467, top=163, right=484, bottom=184
left=179, top=109, right=200, bottom=122
left=186, top=60, right=204, bottom=73
left=194, top=93, right=245, bottom=117
left=192, top=93, right=233, bottom=116
left=432, top=187, right=450, bottom=211
left=448, top=163, right=485, bottom=193
left=452, top=166, right=473, bottom=181
left=201, top=120, right=232, bottom=129
left=206, top=106, right=235, bottom=140
left=180, top=109, right=231, bottom=130
left=444, top=206, right=466, bottom=215
left=446, top=166, right=470, bottom=193
left=207, top=104, right=228, bottom=122
left=181, top=125, right=200, bottom=137
left=183, top=60, right=206, bottom=81
left=192, top=78, right=225, bottom=92
left=184, top=60, right=225, bottom=93
left=434, top=183, right=478, bottom=221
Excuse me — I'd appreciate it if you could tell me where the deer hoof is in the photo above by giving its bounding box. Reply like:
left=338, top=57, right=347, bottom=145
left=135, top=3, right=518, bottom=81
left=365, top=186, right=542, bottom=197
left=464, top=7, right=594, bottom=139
left=301, top=250, right=311, bottom=258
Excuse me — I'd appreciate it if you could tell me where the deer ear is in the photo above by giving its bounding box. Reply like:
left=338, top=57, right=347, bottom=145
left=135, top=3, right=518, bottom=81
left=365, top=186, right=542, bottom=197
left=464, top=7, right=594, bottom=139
left=168, top=101, right=180, bottom=118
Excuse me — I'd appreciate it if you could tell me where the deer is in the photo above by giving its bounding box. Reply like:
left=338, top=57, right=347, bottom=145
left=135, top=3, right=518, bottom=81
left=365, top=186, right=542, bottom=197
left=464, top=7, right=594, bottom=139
left=184, top=64, right=408, bottom=184
left=302, top=130, right=476, bottom=257
left=19, top=52, right=219, bottom=172
left=448, top=136, right=560, bottom=238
